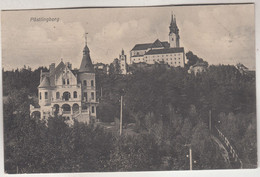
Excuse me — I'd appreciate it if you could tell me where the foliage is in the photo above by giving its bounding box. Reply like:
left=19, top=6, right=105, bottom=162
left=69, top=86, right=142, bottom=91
left=3, top=61, right=256, bottom=172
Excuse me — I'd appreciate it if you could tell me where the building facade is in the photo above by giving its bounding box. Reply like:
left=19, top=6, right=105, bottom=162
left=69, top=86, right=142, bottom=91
left=30, top=40, right=98, bottom=124
left=119, top=49, right=127, bottom=74
left=130, top=14, right=185, bottom=67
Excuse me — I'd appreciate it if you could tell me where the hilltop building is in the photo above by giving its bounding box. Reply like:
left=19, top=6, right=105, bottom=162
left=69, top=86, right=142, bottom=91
left=119, top=49, right=127, bottom=74
left=130, top=14, right=185, bottom=67
left=30, top=36, right=98, bottom=124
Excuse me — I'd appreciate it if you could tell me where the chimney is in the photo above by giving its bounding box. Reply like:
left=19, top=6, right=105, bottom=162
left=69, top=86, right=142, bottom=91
left=66, top=62, right=72, bottom=70
left=49, top=63, right=55, bottom=74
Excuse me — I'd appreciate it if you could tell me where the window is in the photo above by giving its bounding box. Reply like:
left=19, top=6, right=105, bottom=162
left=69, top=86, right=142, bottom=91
left=45, top=92, right=48, bottom=99
left=83, top=80, right=87, bottom=86
left=39, top=92, right=42, bottom=100
left=73, top=91, right=77, bottom=98
left=56, top=92, right=60, bottom=99
left=63, top=79, right=65, bottom=85
left=91, top=80, right=94, bottom=87
left=92, top=106, right=95, bottom=113
left=91, top=92, right=94, bottom=100
left=67, top=79, right=69, bottom=85
left=83, top=92, right=88, bottom=101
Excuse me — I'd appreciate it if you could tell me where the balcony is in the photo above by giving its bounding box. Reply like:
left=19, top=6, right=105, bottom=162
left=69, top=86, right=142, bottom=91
left=52, top=97, right=81, bottom=103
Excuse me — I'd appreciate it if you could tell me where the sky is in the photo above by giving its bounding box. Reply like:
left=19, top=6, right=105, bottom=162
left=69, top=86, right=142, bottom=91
left=1, top=4, right=255, bottom=70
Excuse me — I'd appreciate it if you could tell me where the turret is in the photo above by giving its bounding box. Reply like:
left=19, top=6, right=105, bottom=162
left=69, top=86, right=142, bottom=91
left=78, top=33, right=97, bottom=121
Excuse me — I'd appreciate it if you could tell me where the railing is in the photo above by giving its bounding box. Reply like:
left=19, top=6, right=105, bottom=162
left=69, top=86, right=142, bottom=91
left=63, top=111, right=71, bottom=114
left=52, top=97, right=81, bottom=102
left=82, top=86, right=95, bottom=89
left=214, top=126, right=243, bottom=168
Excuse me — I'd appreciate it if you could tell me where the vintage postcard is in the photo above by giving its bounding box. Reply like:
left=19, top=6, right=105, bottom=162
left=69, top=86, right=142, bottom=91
left=1, top=3, right=256, bottom=174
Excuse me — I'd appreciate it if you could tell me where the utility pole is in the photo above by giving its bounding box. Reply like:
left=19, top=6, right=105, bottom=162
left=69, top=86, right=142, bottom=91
left=185, top=144, right=193, bottom=170
left=189, top=146, right=192, bottom=170
left=209, top=109, right=212, bottom=132
left=120, top=95, right=123, bottom=136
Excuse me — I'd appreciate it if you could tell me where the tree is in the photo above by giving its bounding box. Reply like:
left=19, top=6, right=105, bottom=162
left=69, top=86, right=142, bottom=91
left=186, top=51, right=208, bottom=68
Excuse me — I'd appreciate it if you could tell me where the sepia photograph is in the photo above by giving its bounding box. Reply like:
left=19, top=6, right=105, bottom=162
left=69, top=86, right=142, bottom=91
left=1, top=2, right=257, bottom=174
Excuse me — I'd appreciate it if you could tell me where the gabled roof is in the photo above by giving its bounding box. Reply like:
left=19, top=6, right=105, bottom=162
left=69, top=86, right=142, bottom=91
left=131, top=43, right=152, bottom=51
left=145, top=47, right=184, bottom=55
left=38, top=76, right=50, bottom=88
left=53, top=61, right=66, bottom=79
left=131, top=40, right=170, bottom=51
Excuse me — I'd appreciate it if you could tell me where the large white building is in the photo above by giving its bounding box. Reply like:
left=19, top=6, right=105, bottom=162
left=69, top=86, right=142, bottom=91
left=130, top=14, right=185, bottom=67
left=30, top=38, right=98, bottom=124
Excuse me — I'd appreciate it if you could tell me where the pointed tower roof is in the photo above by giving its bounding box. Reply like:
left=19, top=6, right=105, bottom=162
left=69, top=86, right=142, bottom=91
left=169, top=13, right=179, bottom=34
left=79, top=33, right=94, bottom=73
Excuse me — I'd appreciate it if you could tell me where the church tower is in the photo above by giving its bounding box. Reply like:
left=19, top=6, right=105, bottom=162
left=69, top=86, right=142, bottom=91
left=169, top=13, right=180, bottom=48
left=78, top=33, right=97, bottom=123
left=119, top=49, right=127, bottom=74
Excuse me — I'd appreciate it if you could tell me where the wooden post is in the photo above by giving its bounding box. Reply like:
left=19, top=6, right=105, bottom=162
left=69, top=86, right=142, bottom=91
left=189, top=146, right=192, bottom=170
left=209, top=110, right=212, bottom=132
left=120, top=96, right=123, bottom=136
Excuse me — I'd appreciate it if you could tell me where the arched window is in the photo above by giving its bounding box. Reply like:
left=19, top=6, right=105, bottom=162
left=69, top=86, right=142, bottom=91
left=63, top=92, right=71, bottom=101
left=56, top=92, right=60, bottom=99
left=83, top=80, right=87, bottom=86
left=73, top=91, right=77, bottom=98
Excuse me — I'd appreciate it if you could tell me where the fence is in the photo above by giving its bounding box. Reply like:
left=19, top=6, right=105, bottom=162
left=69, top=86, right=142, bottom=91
left=214, top=126, right=243, bottom=168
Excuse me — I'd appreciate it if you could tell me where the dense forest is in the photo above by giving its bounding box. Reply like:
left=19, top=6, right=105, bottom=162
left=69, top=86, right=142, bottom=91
left=2, top=55, right=257, bottom=173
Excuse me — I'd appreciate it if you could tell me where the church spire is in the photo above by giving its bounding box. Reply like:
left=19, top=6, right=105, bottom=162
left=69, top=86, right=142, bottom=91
left=83, top=32, right=90, bottom=55
left=169, top=12, right=179, bottom=35
left=169, top=12, right=180, bottom=48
